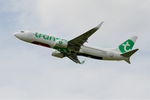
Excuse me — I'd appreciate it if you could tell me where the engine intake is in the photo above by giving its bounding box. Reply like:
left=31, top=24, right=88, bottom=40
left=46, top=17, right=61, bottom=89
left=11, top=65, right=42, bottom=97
left=52, top=50, right=65, bottom=58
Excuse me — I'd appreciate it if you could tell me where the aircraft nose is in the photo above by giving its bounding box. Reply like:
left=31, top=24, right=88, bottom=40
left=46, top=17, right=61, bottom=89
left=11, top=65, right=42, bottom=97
left=14, top=32, right=24, bottom=39
left=14, top=32, right=20, bottom=38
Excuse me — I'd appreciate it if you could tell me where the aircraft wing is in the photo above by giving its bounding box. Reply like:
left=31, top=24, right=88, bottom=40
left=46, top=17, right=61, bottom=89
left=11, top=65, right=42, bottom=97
left=66, top=22, right=104, bottom=64
left=67, top=53, right=81, bottom=64
left=68, top=22, right=104, bottom=52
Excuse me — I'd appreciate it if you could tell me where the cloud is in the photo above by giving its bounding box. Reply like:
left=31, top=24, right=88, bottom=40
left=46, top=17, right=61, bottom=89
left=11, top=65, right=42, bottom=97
left=0, top=0, right=150, bottom=100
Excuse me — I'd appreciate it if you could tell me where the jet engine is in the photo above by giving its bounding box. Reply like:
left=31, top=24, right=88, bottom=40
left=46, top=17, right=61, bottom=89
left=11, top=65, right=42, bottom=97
left=52, top=50, right=65, bottom=58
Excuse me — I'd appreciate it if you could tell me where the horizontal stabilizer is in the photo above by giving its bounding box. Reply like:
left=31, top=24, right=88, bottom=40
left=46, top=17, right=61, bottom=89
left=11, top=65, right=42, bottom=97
left=121, top=49, right=139, bottom=64
left=124, top=58, right=131, bottom=64
left=121, top=49, right=139, bottom=57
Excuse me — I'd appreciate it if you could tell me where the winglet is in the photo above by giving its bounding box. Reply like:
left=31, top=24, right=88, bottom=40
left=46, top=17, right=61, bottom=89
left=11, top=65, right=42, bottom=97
left=96, top=21, right=104, bottom=29
left=80, top=60, right=85, bottom=64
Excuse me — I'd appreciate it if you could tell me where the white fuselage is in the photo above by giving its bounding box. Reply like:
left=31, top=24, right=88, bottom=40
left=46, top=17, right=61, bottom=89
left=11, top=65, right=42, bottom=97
left=79, top=46, right=125, bottom=61
left=14, top=31, right=127, bottom=61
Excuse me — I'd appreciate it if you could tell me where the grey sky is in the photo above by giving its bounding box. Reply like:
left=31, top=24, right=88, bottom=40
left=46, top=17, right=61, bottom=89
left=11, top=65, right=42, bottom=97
left=0, top=0, right=150, bottom=100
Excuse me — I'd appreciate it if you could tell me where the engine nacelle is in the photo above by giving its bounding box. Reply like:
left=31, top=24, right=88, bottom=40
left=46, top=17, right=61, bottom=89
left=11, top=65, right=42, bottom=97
left=52, top=50, right=65, bottom=58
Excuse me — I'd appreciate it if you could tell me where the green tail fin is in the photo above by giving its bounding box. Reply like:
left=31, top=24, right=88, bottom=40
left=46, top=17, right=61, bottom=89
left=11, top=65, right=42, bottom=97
left=118, top=36, right=138, bottom=53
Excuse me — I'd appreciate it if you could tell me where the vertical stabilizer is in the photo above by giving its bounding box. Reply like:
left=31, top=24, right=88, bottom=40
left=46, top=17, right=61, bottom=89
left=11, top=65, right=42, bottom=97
left=118, top=36, right=138, bottom=53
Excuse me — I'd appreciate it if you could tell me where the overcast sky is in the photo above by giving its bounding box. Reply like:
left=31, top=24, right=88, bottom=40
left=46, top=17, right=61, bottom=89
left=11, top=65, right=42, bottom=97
left=0, top=0, right=150, bottom=100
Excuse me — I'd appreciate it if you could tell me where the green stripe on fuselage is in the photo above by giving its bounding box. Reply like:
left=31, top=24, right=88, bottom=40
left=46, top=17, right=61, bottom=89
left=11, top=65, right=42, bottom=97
left=34, top=32, right=67, bottom=43
left=34, top=32, right=69, bottom=53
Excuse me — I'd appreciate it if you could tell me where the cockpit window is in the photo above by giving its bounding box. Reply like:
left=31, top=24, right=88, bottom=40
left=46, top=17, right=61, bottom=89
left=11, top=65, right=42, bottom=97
left=20, top=31, right=24, bottom=33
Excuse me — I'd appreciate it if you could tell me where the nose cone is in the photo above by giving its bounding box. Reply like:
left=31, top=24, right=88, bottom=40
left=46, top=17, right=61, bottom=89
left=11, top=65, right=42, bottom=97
left=14, top=31, right=32, bottom=42
left=14, top=32, right=23, bottom=39
left=14, top=32, right=19, bottom=38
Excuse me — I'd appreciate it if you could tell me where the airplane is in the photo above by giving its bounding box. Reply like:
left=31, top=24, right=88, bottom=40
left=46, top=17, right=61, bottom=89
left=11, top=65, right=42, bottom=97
left=14, top=22, right=139, bottom=64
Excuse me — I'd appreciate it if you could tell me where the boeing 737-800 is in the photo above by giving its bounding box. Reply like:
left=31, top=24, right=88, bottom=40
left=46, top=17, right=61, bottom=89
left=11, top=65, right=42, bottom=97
left=14, top=22, right=139, bottom=64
